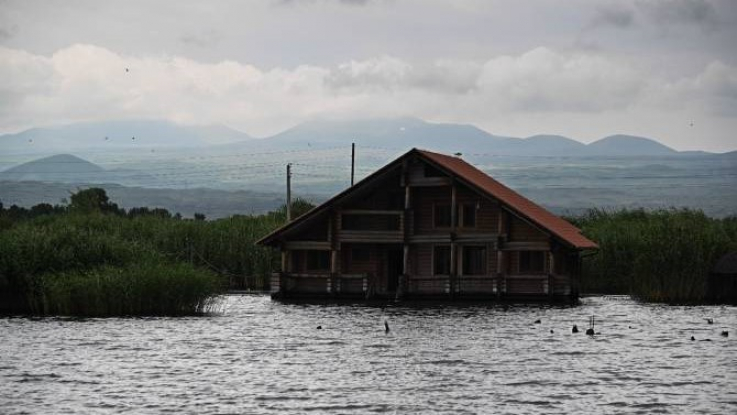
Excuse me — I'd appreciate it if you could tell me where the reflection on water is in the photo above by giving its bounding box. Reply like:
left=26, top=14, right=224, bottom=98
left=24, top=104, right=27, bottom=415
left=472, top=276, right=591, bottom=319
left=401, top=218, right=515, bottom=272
left=1, top=296, right=735, bottom=414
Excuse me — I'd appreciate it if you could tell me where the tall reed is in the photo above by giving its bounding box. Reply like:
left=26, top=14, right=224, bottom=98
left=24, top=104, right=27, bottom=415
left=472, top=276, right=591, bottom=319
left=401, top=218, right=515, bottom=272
left=571, top=208, right=737, bottom=302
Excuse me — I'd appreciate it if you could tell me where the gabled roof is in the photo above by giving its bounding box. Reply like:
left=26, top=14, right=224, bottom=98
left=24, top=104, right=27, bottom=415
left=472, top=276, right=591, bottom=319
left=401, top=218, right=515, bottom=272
left=257, top=148, right=598, bottom=250
left=418, top=149, right=597, bottom=249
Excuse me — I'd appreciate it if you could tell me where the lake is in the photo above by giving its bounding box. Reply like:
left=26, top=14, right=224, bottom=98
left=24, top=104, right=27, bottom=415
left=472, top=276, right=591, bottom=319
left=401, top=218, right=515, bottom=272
left=1, top=295, right=735, bottom=414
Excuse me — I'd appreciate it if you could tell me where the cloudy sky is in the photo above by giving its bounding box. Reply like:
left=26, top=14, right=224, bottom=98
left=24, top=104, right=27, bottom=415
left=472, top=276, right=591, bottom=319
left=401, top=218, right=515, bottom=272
left=1, top=0, right=736, bottom=151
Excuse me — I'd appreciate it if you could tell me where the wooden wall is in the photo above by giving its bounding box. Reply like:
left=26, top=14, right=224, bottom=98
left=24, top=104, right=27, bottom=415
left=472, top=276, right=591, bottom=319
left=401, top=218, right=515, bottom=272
left=508, top=216, right=548, bottom=242
left=412, top=184, right=500, bottom=235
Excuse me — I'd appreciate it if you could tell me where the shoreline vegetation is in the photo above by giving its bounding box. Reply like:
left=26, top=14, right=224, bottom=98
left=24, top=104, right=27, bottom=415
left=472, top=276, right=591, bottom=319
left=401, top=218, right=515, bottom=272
left=0, top=188, right=313, bottom=316
left=568, top=209, right=736, bottom=303
left=1, top=188, right=735, bottom=316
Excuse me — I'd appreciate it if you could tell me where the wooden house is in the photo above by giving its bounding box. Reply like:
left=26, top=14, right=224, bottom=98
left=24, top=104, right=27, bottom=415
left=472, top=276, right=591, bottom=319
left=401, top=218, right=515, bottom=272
left=257, top=149, right=598, bottom=301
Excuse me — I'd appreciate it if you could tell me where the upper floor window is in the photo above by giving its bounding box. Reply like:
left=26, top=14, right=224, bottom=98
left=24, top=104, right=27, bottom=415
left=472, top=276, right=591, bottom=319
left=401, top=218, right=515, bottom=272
left=461, top=204, right=477, bottom=228
left=433, top=204, right=451, bottom=228
left=342, top=214, right=400, bottom=231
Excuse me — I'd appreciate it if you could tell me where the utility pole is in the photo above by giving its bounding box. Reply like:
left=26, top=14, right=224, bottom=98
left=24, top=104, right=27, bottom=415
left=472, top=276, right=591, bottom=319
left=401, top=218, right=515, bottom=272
left=351, top=142, right=355, bottom=186
left=286, top=163, right=292, bottom=221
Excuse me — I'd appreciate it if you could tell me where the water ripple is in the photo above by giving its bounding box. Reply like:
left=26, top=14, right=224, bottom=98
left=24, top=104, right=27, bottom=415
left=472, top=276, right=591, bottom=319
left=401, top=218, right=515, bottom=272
left=1, top=295, right=735, bottom=414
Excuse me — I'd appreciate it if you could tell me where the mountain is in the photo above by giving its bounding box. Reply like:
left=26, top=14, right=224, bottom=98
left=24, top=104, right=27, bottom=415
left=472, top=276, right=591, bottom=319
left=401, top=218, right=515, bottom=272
left=0, top=119, right=254, bottom=154
left=586, top=135, right=677, bottom=156
left=503, top=135, right=588, bottom=156
left=250, top=117, right=511, bottom=152
left=241, top=118, right=687, bottom=158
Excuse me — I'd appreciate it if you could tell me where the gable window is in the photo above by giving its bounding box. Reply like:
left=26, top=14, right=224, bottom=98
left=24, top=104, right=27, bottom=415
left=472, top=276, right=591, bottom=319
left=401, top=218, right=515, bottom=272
left=434, top=204, right=451, bottom=228
left=342, top=214, right=400, bottom=231
left=433, top=245, right=451, bottom=275
left=306, top=250, right=330, bottom=271
left=461, top=204, right=477, bottom=228
left=462, top=246, right=486, bottom=275
left=519, top=251, right=545, bottom=274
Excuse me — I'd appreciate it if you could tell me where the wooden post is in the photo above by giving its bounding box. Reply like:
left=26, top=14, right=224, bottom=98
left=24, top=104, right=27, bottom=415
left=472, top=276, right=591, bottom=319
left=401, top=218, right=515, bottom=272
left=329, top=212, right=339, bottom=295
left=351, top=142, right=355, bottom=186
left=281, top=249, right=288, bottom=272
left=286, top=163, right=292, bottom=221
left=497, top=250, right=503, bottom=298
left=450, top=181, right=457, bottom=298
left=450, top=182, right=458, bottom=230
left=548, top=251, right=555, bottom=298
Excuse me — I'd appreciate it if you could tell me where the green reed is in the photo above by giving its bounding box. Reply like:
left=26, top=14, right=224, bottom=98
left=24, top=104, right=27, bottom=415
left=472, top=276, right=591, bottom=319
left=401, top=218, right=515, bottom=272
left=0, top=214, right=223, bottom=315
left=570, top=208, right=737, bottom=303
left=0, top=195, right=313, bottom=315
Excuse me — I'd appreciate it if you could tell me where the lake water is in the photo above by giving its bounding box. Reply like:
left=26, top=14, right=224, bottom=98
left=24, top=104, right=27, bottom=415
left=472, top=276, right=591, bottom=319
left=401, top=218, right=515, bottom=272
left=1, top=295, right=735, bottom=414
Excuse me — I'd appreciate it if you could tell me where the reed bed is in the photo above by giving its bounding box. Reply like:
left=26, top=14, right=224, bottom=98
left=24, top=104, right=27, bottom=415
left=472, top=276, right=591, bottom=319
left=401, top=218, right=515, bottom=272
left=0, top=194, right=312, bottom=315
left=571, top=208, right=737, bottom=303
left=0, top=215, right=222, bottom=315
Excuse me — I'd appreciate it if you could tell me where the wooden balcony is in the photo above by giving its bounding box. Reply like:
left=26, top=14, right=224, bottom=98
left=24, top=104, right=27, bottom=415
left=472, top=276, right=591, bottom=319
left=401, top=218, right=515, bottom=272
left=272, top=272, right=369, bottom=297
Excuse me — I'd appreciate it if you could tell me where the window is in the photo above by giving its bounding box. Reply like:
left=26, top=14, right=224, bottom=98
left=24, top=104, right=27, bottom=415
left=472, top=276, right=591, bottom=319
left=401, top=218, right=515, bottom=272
left=434, top=204, right=451, bottom=228
left=519, top=251, right=545, bottom=273
left=462, top=246, right=486, bottom=275
left=461, top=204, right=477, bottom=228
left=306, top=251, right=330, bottom=271
left=351, top=247, right=371, bottom=261
left=433, top=245, right=451, bottom=275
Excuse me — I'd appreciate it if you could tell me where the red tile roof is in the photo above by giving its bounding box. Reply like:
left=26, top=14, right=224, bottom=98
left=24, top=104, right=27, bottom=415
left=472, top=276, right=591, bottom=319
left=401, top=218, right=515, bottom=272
left=258, top=148, right=597, bottom=250
left=418, top=149, right=598, bottom=249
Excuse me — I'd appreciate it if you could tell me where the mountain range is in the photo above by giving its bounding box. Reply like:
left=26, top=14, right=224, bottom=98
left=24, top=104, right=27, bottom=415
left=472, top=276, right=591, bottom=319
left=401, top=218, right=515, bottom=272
left=0, top=119, right=254, bottom=153
left=0, top=117, right=712, bottom=157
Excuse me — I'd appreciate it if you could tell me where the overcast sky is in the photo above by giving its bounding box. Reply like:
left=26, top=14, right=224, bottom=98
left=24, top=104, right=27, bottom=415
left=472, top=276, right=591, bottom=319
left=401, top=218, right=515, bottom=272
left=1, top=0, right=736, bottom=151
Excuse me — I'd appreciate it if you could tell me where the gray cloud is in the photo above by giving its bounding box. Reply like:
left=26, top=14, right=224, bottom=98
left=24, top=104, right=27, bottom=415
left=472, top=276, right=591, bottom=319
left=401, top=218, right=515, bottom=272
left=638, top=0, right=720, bottom=31
left=590, top=5, right=636, bottom=29
left=179, top=29, right=221, bottom=48
left=275, top=0, right=378, bottom=6
left=0, top=24, right=17, bottom=41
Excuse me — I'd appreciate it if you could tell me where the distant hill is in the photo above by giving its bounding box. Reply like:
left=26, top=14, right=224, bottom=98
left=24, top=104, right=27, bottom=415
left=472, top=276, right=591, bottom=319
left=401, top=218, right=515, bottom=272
left=0, top=154, right=155, bottom=186
left=0, top=181, right=294, bottom=219
left=1, top=154, right=103, bottom=182
left=0, top=119, right=254, bottom=154
left=1, top=117, right=726, bottom=159
left=585, top=134, right=676, bottom=156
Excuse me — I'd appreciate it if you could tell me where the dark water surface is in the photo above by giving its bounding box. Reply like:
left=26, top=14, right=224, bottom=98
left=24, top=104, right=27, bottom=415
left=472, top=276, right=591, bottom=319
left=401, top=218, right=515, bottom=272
left=1, top=296, right=735, bottom=414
